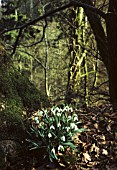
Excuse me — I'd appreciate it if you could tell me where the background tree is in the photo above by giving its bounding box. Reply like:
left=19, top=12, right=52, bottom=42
left=0, top=0, right=114, bottom=108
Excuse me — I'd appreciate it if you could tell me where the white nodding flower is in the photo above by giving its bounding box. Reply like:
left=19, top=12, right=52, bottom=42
left=34, top=116, right=38, bottom=121
left=51, top=107, right=59, bottom=115
left=57, top=122, right=61, bottom=127
left=63, top=106, right=73, bottom=112
left=57, top=112, right=61, bottom=117
left=70, top=123, right=78, bottom=131
left=74, top=124, right=78, bottom=131
left=70, top=123, right=76, bottom=129
left=68, top=115, right=72, bottom=120
left=38, top=111, right=43, bottom=116
left=51, top=107, right=55, bottom=115
left=36, top=120, right=39, bottom=124
left=50, top=125, right=55, bottom=130
left=68, top=107, right=73, bottom=112
left=61, top=136, right=65, bottom=142
left=48, top=133, right=52, bottom=138
left=58, top=145, right=64, bottom=151
left=55, top=107, right=60, bottom=113
left=73, top=115, right=78, bottom=121
left=66, top=127, right=70, bottom=132
left=63, top=106, right=69, bottom=111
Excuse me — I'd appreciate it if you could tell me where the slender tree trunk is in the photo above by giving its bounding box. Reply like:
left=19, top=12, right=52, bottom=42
left=106, top=0, right=117, bottom=109
left=65, top=7, right=79, bottom=104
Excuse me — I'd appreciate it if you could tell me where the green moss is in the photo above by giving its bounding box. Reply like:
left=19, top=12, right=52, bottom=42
left=0, top=66, right=50, bottom=139
left=0, top=66, right=50, bottom=110
left=12, top=73, right=50, bottom=110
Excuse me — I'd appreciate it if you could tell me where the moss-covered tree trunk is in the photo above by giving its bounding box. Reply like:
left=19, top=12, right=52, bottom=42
left=65, top=7, right=78, bottom=104
left=65, top=7, right=89, bottom=105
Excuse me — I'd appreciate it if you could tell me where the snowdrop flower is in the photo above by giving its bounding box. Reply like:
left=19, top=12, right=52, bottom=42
left=68, top=107, right=73, bottom=112
left=66, top=127, right=70, bottom=132
left=34, top=117, right=38, bottom=121
left=58, top=145, right=64, bottom=151
left=73, top=114, right=78, bottom=121
left=63, top=106, right=69, bottom=112
left=34, top=117, right=39, bottom=124
left=70, top=123, right=76, bottom=129
left=55, top=107, right=61, bottom=113
left=57, top=122, right=61, bottom=127
left=56, top=112, right=61, bottom=117
left=74, top=124, right=78, bottom=131
left=63, top=106, right=73, bottom=112
left=51, top=107, right=55, bottom=115
left=61, top=136, right=65, bottom=141
left=48, top=133, right=52, bottom=138
left=50, top=125, right=55, bottom=130
left=38, top=110, right=43, bottom=116
left=51, top=107, right=60, bottom=115
left=70, top=123, right=78, bottom=130
left=67, top=115, right=72, bottom=120
left=36, top=120, right=39, bottom=124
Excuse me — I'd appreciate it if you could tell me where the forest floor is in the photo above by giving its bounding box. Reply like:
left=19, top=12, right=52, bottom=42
left=2, top=104, right=117, bottom=170
left=32, top=104, right=117, bottom=170
left=70, top=104, right=117, bottom=170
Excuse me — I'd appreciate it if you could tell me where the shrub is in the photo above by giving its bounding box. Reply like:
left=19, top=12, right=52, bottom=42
left=27, top=105, right=84, bottom=164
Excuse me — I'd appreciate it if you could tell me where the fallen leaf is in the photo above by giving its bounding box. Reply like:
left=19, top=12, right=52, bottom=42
left=83, top=151, right=91, bottom=162
left=94, top=123, right=98, bottom=129
left=102, top=149, right=108, bottom=155
left=90, top=143, right=100, bottom=156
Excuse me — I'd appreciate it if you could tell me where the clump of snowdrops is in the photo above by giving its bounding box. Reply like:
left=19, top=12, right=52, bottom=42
left=27, top=105, right=84, bottom=163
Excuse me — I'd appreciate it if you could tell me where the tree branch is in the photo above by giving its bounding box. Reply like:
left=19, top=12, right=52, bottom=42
left=0, top=0, right=107, bottom=57
left=73, top=0, right=106, bottom=19
left=11, top=28, right=23, bottom=56
left=17, top=50, right=46, bottom=69
left=0, top=1, right=106, bottom=36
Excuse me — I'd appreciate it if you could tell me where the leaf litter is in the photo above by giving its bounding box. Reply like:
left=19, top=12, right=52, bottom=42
left=2, top=104, right=117, bottom=170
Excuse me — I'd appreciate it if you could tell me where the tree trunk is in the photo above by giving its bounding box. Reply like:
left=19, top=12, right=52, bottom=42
left=82, top=0, right=108, bottom=68
left=65, top=7, right=79, bottom=104
left=82, top=0, right=117, bottom=109
left=106, top=0, right=117, bottom=109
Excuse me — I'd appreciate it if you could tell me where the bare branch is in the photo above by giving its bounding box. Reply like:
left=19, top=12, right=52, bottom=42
left=17, top=49, right=46, bottom=69
left=0, top=0, right=107, bottom=55
left=0, top=1, right=106, bottom=36
left=21, top=13, right=48, bottom=48
left=11, top=28, right=23, bottom=56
